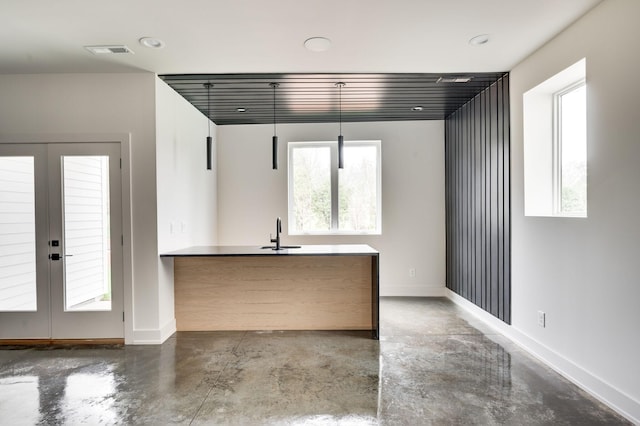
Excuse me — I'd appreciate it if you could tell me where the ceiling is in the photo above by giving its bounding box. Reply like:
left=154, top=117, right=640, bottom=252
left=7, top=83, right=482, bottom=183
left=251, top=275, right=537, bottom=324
left=159, top=72, right=508, bottom=125
left=1, top=0, right=601, bottom=124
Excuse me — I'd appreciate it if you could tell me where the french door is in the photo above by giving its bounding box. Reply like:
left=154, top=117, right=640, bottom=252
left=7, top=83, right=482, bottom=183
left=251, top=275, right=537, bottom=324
left=0, top=143, right=123, bottom=339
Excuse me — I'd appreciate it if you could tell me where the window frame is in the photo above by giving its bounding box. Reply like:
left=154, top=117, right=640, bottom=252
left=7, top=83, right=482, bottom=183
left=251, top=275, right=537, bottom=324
left=552, top=79, right=587, bottom=217
left=287, top=140, right=382, bottom=235
left=522, top=57, right=587, bottom=218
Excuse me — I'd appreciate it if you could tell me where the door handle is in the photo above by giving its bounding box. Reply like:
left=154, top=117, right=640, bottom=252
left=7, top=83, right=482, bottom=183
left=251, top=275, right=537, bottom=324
left=49, top=253, right=73, bottom=260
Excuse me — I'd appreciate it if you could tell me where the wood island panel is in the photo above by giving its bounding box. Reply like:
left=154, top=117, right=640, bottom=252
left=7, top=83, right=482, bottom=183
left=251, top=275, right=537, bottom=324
left=174, top=255, right=373, bottom=332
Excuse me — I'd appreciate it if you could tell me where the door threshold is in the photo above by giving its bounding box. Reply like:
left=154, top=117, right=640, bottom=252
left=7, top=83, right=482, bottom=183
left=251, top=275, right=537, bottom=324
left=0, top=338, right=124, bottom=349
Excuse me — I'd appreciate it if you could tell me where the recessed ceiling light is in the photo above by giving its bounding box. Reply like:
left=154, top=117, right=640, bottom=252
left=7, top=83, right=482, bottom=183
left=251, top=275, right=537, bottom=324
left=304, top=37, right=331, bottom=52
left=139, top=37, right=165, bottom=49
left=469, top=34, right=490, bottom=46
left=236, top=108, right=247, bottom=113
left=412, top=106, right=424, bottom=111
left=84, top=45, right=133, bottom=55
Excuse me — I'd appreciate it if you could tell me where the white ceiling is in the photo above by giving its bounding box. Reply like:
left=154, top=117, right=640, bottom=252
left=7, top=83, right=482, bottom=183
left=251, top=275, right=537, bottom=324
left=0, top=0, right=601, bottom=75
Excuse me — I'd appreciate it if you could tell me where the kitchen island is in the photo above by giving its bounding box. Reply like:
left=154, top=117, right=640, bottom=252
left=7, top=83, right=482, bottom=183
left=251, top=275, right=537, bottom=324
left=160, top=245, right=379, bottom=339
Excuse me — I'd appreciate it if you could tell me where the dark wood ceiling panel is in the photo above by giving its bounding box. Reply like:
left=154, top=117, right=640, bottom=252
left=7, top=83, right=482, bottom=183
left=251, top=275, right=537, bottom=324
left=159, top=72, right=508, bottom=125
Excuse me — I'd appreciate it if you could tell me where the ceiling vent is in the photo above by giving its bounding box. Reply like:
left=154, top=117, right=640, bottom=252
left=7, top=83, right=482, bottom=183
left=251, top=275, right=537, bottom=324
left=437, top=76, right=473, bottom=83
left=84, top=45, right=134, bottom=55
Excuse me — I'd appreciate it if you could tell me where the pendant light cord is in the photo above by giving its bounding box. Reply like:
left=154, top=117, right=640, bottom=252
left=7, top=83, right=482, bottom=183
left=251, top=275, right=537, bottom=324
left=339, top=83, right=342, bottom=135
left=336, top=82, right=345, bottom=135
left=205, top=82, right=212, bottom=137
left=269, top=82, right=280, bottom=135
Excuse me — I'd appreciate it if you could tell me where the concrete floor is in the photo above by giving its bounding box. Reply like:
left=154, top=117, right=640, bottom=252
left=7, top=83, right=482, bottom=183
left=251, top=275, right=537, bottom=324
left=0, top=297, right=629, bottom=425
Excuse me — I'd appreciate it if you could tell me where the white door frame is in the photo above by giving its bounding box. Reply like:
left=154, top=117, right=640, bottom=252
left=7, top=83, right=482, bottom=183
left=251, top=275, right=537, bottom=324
left=0, top=133, right=133, bottom=343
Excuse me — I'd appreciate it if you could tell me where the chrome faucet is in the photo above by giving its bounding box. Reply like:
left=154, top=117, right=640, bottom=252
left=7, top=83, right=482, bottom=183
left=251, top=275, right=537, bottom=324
left=270, top=217, right=282, bottom=250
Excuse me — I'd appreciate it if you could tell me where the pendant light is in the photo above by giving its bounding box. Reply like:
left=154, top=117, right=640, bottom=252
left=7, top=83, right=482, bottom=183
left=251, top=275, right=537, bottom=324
left=204, top=82, right=213, bottom=170
left=270, top=82, right=280, bottom=170
left=336, top=82, right=346, bottom=169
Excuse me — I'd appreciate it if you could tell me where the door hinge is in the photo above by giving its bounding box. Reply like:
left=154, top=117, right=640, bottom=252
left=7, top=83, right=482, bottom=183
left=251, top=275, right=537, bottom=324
left=120, top=158, right=122, bottom=169
left=121, top=235, right=124, bottom=246
left=123, top=312, right=125, bottom=322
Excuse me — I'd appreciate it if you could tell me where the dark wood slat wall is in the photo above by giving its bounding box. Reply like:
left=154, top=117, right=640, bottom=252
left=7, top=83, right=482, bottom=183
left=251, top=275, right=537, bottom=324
left=445, top=73, right=511, bottom=324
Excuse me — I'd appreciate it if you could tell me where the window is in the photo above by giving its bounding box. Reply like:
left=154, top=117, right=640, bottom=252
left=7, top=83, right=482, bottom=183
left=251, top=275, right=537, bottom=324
left=554, top=82, right=587, bottom=216
left=288, top=140, right=381, bottom=234
left=523, top=58, right=587, bottom=217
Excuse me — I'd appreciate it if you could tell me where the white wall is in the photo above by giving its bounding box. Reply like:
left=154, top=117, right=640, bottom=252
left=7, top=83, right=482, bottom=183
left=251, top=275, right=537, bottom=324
left=155, top=78, right=218, bottom=337
left=217, top=121, right=445, bottom=296
left=0, top=73, right=160, bottom=344
left=510, top=0, right=640, bottom=420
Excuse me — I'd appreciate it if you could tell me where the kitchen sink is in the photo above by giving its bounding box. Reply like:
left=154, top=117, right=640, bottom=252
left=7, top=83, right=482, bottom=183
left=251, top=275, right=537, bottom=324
left=260, top=245, right=302, bottom=250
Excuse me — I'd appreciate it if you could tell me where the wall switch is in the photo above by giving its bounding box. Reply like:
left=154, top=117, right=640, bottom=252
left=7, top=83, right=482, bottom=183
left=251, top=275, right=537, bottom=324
left=537, top=311, right=546, bottom=328
left=409, top=268, right=416, bottom=278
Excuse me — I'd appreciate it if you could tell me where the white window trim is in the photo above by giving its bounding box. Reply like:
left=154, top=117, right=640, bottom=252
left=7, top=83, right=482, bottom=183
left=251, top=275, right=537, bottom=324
left=552, top=79, right=586, bottom=217
left=288, top=140, right=382, bottom=236
left=553, top=80, right=586, bottom=215
left=523, top=57, right=586, bottom=218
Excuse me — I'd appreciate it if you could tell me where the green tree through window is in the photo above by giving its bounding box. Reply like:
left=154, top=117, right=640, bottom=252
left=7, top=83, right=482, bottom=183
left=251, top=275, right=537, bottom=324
left=289, top=141, right=381, bottom=234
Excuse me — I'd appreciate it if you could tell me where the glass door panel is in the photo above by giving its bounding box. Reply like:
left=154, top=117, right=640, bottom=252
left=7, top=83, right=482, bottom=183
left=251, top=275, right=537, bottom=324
left=0, top=156, right=37, bottom=311
left=0, top=144, right=50, bottom=339
left=48, top=143, right=123, bottom=339
left=62, top=156, right=112, bottom=312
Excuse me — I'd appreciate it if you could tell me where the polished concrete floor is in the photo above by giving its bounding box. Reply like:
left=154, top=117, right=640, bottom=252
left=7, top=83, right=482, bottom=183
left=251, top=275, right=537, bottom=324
left=0, top=297, right=630, bottom=425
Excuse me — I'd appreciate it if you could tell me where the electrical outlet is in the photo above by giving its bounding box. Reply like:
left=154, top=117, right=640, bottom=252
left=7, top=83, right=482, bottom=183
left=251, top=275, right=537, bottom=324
left=537, top=311, right=546, bottom=328
left=409, top=268, right=416, bottom=278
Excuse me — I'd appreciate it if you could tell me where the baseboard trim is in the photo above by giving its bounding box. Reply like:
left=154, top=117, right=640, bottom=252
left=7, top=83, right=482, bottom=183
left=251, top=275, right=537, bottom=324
left=0, top=338, right=124, bottom=347
left=380, top=285, right=446, bottom=297
left=132, top=319, right=176, bottom=345
left=160, top=318, right=177, bottom=342
left=445, top=289, right=640, bottom=424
